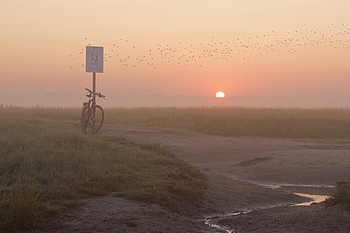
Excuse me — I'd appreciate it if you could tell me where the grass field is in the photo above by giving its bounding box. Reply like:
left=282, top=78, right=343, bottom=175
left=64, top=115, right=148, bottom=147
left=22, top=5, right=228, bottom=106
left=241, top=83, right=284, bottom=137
left=0, top=106, right=205, bottom=231
left=105, top=107, right=350, bottom=139
left=1, top=106, right=350, bottom=231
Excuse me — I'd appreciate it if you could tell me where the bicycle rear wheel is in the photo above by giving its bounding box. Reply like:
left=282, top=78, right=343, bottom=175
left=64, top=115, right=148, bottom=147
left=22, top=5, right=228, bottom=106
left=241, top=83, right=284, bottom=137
left=83, top=105, right=104, bottom=134
left=80, top=103, right=88, bottom=130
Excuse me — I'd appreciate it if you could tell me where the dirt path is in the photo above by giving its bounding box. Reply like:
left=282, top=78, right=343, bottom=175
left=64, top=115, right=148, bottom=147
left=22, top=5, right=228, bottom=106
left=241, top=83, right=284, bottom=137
left=36, top=126, right=350, bottom=232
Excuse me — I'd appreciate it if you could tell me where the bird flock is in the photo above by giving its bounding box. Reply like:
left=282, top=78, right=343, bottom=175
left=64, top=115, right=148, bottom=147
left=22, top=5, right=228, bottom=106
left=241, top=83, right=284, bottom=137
left=69, top=23, right=350, bottom=71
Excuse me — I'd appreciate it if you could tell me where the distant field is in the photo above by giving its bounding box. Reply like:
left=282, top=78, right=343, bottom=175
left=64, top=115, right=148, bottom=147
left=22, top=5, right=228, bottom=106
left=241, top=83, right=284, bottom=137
left=1, top=106, right=350, bottom=231
left=3, top=105, right=350, bottom=139
left=105, top=107, right=350, bottom=139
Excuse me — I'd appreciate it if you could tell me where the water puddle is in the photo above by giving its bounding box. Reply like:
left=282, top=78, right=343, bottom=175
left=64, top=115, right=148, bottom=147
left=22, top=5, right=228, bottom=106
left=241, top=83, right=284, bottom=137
left=214, top=170, right=336, bottom=190
left=202, top=171, right=334, bottom=232
left=292, top=192, right=330, bottom=206
left=203, top=211, right=250, bottom=233
left=202, top=192, right=330, bottom=233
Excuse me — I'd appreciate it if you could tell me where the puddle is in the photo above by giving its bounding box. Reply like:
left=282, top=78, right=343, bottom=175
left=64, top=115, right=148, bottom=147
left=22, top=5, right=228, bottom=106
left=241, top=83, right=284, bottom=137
left=202, top=192, right=330, bottom=233
left=202, top=197, right=319, bottom=233
left=203, top=212, right=242, bottom=233
left=203, top=218, right=235, bottom=233
left=292, top=192, right=330, bottom=206
left=214, top=170, right=336, bottom=189
left=203, top=171, right=334, bottom=232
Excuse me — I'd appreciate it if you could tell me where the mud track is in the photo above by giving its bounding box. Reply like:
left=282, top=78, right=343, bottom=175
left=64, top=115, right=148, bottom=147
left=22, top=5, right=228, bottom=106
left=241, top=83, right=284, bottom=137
left=34, top=126, right=350, bottom=232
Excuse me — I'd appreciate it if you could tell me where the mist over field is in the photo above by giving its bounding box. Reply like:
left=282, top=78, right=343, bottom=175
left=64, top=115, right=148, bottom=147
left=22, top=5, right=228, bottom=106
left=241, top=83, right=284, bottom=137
left=2, top=92, right=350, bottom=108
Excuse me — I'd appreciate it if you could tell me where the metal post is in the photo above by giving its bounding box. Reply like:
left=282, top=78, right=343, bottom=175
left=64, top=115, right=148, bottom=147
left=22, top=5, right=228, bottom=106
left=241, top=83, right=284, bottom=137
left=92, top=72, right=96, bottom=131
left=93, top=72, right=96, bottom=93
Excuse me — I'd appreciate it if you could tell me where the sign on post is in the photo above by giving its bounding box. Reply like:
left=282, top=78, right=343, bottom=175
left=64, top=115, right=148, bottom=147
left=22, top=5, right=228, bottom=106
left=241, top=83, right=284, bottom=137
left=86, top=46, right=104, bottom=73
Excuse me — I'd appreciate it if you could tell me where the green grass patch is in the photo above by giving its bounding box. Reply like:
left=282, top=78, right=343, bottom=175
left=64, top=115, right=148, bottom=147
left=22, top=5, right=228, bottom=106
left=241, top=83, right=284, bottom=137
left=0, top=107, right=206, bottom=231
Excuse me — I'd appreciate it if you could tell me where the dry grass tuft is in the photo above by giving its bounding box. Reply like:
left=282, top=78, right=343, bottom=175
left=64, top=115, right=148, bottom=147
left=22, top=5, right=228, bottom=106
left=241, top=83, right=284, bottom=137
left=0, top=183, right=43, bottom=230
left=325, top=181, right=350, bottom=209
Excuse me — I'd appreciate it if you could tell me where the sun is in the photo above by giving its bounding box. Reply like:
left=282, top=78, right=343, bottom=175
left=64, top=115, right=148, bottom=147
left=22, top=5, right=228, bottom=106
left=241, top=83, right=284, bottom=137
left=215, top=91, right=225, bottom=98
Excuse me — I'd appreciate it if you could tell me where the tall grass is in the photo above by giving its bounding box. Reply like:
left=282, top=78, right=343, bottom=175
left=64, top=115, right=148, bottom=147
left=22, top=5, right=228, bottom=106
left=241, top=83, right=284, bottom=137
left=325, top=181, right=350, bottom=209
left=0, top=106, right=205, bottom=231
left=105, top=107, right=350, bottom=138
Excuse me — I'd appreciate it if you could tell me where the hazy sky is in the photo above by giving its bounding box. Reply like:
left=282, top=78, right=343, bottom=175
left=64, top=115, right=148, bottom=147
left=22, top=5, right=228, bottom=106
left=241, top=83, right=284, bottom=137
left=1, top=0, right=350, bottom=106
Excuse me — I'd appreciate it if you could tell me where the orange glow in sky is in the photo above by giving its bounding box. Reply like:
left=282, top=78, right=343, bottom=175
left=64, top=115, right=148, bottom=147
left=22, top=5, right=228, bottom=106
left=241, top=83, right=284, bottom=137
left=1, top=1, right=350, bottom=107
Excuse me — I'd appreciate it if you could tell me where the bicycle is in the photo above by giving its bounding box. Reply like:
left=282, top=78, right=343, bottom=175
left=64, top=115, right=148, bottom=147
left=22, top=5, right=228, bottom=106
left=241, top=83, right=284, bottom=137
left=81, top=88, right=105, bottom=134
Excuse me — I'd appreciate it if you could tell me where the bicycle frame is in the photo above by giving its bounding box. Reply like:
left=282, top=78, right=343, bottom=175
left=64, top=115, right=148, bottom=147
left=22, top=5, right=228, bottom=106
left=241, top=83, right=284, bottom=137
left=81, top=88, right=105, bottom=134
left=81, top=91, right=95, bottom=125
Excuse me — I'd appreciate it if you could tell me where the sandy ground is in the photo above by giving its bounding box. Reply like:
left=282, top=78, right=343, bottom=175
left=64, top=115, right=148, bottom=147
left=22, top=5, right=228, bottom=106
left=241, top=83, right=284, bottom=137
left=31, top=126, right=350, bottom=233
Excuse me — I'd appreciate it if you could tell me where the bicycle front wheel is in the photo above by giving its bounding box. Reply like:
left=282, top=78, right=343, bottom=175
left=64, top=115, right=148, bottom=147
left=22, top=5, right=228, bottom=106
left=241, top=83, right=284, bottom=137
left=83, top=105, right=104, bottom=134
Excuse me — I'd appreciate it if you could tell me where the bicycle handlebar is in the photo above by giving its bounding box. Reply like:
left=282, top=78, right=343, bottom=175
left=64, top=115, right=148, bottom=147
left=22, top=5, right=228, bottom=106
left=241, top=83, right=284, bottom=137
left=85, top=88, right=105, bottom=99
